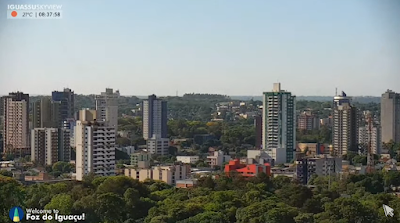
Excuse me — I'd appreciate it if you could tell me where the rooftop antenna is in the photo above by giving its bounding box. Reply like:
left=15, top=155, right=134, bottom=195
left=335, top=88, right=337, bottom=96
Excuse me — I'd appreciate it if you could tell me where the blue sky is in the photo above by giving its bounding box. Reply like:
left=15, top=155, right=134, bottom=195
left=0, top=0, right=399, bottom=96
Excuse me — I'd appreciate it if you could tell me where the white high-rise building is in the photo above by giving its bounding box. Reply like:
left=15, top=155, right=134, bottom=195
left=142, top=95, right=167, bottom=140
left=359, top=125, right=381, bottom=155
left=31, top=128, right=70, bottom=166
left=262, top=83, right=296, bottom=163
left=75, top=110, right=116, bottom=181
left=95, top=88, right=119, bottom=131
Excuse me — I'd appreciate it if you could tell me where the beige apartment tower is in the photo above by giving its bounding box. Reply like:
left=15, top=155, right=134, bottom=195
left=95, top=88, right=119, bottom=131
left=124, top=163, right=191, bottom=185
left=332, top=92, right=359, bottom=156
left=298, top=111, right=320, bottom=131
left=381, top=90, right=400, bottom=144
left=31, top=128, right=70, bottom=166
left=78, top=109, right=98, bottom=121
left=358, top=124, right=381, bottom=155
left=1, top=92, right=30, bottom=157
left=32, top=98, right=60, bottom=129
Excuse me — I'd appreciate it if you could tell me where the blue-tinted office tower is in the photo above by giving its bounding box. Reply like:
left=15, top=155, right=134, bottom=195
left=142, top=95, right=167, bottom=140
left=52, top=88, right=75, bottom=126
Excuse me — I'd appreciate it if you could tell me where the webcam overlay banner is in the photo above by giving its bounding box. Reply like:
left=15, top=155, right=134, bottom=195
left=9, top=207, right=85, bottom=222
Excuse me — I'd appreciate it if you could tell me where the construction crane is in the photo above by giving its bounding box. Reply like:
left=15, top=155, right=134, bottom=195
left=366, top=112, right=374, bottom=174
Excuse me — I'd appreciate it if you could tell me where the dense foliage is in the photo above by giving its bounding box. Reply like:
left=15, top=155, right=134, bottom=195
left=296, top=126, right=332, bottom=144
left=1, top=171, right=400, bottom=223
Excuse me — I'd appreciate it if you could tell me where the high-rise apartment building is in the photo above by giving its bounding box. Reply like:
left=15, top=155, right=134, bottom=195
left=31, top=128, right=70, bottom=166
left=255, top=115, right=262, bottom=149
left=58, top=128, right=71, bottom=162
left=296, top=156, right=342, bottom=184
left=146, top=136, right=169, bottom=156
left=381, top=90, right=400, bottom=144
left=75, top=109, right=115, bottom=181
left=332, top=92, right=359, bottom=156
left=32, top=98, right=60, bottom=129
left=1, top=92, right=30, bottom=157
left=262, top=83, right=296, bottom=163
left=298, top=111, right=320, bottom=131
left=142, top=95, right=168, bottom=140
left=358, top=124, right=381, bottom=155
left=95, top=88, right=119, bottom=131
left=63, top=118, right=76, bottom=148
left=52, top=88, right=75, bottom=126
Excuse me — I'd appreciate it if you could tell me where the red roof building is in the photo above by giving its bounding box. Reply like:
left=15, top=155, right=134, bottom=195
left=224, top=159, right=271, bottom=177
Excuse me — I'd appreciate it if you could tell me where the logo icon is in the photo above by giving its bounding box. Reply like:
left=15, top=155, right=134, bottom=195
left=9, top=207, right=24, bottom=222
left=383, top=204, right=394, bottom=217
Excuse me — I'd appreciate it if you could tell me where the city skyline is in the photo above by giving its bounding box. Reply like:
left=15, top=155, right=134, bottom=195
left=1, top=0, right=400, bottom=96
left=0, top=88, right=396, bottom=98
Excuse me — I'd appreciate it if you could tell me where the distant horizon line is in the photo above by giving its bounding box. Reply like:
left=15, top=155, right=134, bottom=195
left=3, top=94, right=381, bottom=98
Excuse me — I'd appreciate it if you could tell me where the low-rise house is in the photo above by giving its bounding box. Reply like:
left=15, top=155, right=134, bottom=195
left=125, top=163, right=191, bottom=185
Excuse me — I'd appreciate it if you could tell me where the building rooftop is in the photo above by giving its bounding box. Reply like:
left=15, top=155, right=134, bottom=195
left=176, top=179, right=198, bottom=183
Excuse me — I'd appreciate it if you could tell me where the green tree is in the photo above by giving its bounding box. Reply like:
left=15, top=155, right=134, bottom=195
left=352, top=155, right=367, bottom=165
left=117, top=137, right=132, bottom=146
left=236, top=200, right=270, bottom=223
left=73, top=195, right=101, bottom=223
left=25, top=184, right=52, bottom=208
left=45, top=194, right=74, bottom=217
left=0, top=176, right=25, bottom=222
left=0, top=169, right=13, bottom=177
left=97, top=176, right=149, bottom=197
left=52, top=161, right=74, bottom=173
left=276, top=184, right=313, bottom=208
left=96, top=193, right=126, bottom=223
left=320, top=197, right=379, bottom=223
left=266, top=206, right=298, bottom=223
left=295, top=213, right=315, bottom=223
left=384, top=171, right=400, bottom=188
left=177, top=211, right=228, bottom=223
